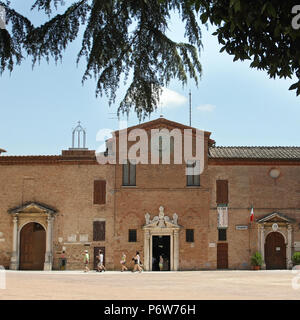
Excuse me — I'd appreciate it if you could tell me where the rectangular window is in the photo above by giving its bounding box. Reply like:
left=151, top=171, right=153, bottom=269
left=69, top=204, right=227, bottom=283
left=216, top=180, right=228, bottom=204
left=186, top=229, right=194, bottom=242
left=122, top=161, right=136, bottom=186
left=128, top=229, right=137, bottom=242
left=93, top=180, right=106, bottom=204
left=218, top=228, right=227, bottom=241
left=186, top=160, right=200, bottom=186
left=93, top=221, right=105, bottom=241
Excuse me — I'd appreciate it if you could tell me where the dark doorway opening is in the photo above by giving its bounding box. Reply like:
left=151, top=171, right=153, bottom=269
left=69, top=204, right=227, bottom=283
left=152, top=235, right=170, bottom=271
left=19, top=222, right=46, bottom=270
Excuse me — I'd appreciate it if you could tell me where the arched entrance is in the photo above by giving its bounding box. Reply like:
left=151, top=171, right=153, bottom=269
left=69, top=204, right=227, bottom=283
left=265, top=232, right=286, bottom=270
left=19, top=222, right=46, bottom=270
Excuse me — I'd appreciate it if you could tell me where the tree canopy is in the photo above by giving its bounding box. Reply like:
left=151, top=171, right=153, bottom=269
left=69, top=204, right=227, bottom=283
left=0, top=0, right=300, bottom=119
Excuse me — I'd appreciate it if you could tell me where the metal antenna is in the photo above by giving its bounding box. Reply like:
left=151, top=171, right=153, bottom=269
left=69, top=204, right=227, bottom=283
left=189, top=89, right=192, bottom=126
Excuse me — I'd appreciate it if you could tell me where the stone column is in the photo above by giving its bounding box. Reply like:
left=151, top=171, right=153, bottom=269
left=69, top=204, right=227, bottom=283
left=10, top=216, right=19, bottom=270
left=173, top=229, right=179, bottom=271
left=44, top=215, right=54, bottom=271
left=287, top=224, right=293, bottom=269
left=143, top=229, right=150, bottom=271
left=260, top=225, right=266, bottom=270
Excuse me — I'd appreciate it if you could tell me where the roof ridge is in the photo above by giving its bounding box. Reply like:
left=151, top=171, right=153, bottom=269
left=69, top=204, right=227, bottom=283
left=211, top=146, right=300, bottom=148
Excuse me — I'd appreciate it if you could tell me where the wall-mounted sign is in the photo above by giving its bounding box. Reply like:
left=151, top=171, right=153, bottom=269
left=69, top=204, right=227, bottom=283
left=67, top=234, right=77, bottom=242
left=236, top=225, right=248, bottom=230
left=217, top=207, right=228, bottom=228
left=294, top=242, right=300, bottom=248
left=209, top=243, right=216, bottom=248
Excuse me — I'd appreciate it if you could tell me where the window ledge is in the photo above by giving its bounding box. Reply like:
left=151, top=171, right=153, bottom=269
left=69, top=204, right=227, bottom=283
left=121, top=185, right=137, bottom=188
left=186, top=186, right=201, bottom=188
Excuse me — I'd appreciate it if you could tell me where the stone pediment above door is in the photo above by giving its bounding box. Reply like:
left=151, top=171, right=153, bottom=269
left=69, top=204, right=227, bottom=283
left=8, top=202, right=57, bottom=216
left=256, top=212, right=295, bottom=224
left=143, top=206, right=181, bottom=229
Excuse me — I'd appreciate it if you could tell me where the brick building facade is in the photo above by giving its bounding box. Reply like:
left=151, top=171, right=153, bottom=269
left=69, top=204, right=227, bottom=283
left=0, top=118, right=300, bottom=271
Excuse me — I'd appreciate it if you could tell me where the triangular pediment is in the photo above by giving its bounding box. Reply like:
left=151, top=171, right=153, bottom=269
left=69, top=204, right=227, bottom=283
left=256, top=212, right=294, bottom=224
left=8, top=202, right=57, bottom=215
left=115, top=118, right=212, bottom=137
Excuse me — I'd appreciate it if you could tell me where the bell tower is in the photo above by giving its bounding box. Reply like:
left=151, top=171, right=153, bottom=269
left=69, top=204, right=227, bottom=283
left=70, top=121, right=87, bottom=150
left=61, top=122, right=95, bottom=158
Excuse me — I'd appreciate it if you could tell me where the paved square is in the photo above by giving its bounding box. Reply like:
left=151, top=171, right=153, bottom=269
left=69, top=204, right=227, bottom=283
left=0, top=270, right=300, bottom=300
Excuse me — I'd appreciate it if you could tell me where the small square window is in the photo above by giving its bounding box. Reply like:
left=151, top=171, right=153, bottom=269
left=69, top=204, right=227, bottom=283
left=128, top=229, right=137, bottom=242
left=218, top=229, right=227, bottom=241
left=186, top=229, right=194, bottom=242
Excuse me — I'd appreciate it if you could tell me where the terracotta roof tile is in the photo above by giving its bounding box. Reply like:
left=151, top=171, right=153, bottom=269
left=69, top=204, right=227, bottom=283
left=209, top=146, right=300, bottom=160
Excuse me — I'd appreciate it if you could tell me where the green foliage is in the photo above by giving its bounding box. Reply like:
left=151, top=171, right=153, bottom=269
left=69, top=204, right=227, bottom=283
left=251, top=252, right=263, bottom=266
left=194, top=0, right=300, bottom=96
left=1, top=0, right=300, bottom=119
left=292, top=252, right=300, bottom=265
left=0, top=0, right=203, bottom=120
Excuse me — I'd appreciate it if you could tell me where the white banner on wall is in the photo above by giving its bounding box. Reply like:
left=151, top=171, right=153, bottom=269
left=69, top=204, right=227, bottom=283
left=217, top=206, right=228, bottom=228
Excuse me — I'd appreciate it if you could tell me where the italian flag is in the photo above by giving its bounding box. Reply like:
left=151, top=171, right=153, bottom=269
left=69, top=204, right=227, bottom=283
left=250, top=207, right=254, bottom=222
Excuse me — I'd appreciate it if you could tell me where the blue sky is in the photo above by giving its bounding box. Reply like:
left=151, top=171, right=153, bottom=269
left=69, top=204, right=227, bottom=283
left=1, top=2, right=300, bottom=156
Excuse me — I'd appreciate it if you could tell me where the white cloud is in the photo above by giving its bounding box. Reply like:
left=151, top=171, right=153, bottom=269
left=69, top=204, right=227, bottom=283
left=159, top=87, right=187, bottom=108
left=196, top=104, right=216, bottom=112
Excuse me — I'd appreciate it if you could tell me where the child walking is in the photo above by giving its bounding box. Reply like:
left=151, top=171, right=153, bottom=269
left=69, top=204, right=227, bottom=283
left=120, top=252, right=128, bottom=272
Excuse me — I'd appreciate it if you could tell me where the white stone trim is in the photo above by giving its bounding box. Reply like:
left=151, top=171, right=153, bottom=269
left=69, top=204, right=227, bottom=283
left=143, top=206, right=181, bottom=271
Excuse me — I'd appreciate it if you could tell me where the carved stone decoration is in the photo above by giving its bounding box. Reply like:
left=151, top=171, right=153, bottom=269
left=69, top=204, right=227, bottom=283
left=144, top=206, right=179, bottom=228
left=172, top=213, right=178, bottom=225
left=145, top=213, right=150, bottom=225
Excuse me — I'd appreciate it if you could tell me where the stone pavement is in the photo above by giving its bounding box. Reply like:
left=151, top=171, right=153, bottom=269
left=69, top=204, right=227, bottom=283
left=0, top=270, right=300, bottom=300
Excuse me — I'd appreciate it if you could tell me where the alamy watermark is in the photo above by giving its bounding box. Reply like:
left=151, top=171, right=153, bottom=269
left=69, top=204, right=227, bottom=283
left=95, top=120, right=205, bottom=175
left=0, top=265, right=6, bottom=289
left=292, top=5, right=300, bottom=30
left=0, top=5, right=5, bottom=30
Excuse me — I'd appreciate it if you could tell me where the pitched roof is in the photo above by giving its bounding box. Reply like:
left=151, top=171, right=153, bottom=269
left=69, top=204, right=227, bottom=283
left=209, top=146, right=300, bottom=160
left=114, top=117, right=212, bottom=136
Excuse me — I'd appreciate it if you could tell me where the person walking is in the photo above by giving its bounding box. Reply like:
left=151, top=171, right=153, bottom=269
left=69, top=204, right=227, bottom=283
left=132, top=251, right=143, bottom=273
left=120, top=252, right=128, bottom=272
left=97, top=249, right=106, bottom=272
left=159, top=255, right=164, bottom=271
left=83, top=249, right=89, bottom=273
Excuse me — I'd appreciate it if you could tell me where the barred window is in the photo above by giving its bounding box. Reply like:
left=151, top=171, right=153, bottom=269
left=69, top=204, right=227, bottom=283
left=218, top=228, right=227, bottom=241
left=186, top=160, right=200, bottom=186
left=186, top=229, right=194, bottom=242
left=128, top=229, right=137, bottom=242
left=93, top=221, right=105, bottom=241
left=123, top=161, right=136, bottom=186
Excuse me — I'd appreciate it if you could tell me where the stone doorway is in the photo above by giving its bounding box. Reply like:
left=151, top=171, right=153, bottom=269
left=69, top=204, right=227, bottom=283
left=265, top=232, right=286, bottom=270
left=257, top=212, right=294, bottom=270
left=8, top=202, right=57, bottom=271
left=152, top=235, right=170, bottom=271
left=19, top=222, right=46, bottom=270
left=143, top=206, right=181, bottom=271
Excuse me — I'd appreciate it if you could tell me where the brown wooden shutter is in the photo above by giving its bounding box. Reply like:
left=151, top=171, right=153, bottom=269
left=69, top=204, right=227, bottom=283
left=93, top=221, right=105, bottom=241
left=216, top=180, right=228, bottom=204
left=93, top=180, right=106, bottom=204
